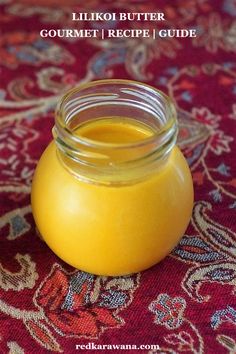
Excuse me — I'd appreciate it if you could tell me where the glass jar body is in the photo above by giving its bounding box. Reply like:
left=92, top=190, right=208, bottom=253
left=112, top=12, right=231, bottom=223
left=31, top=141, right=193, bottom=276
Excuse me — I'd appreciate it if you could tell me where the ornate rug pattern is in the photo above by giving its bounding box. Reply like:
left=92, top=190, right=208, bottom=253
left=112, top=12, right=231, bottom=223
left=0, top=1, right=236, bottom=353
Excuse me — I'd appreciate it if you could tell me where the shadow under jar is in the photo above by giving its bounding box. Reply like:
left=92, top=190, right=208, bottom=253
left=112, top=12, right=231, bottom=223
left=31, top=79, right=194, bottom=276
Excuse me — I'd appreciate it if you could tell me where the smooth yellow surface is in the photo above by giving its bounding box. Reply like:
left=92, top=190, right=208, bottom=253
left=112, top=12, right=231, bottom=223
left=31, top=118, right=194, bottom=275
left=78, top=117, right=154, bottom=143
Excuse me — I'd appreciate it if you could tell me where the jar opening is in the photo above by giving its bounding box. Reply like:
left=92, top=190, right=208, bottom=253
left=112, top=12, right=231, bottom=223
left=53, top=79, right=178, bottom=185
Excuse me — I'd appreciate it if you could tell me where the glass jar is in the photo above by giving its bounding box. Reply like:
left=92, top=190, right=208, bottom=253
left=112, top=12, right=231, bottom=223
left=31, top=79, right=193, bottom=276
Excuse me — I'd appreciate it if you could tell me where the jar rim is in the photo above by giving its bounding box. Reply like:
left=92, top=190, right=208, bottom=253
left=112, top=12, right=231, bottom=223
left=55, top=79, right=177, bottom=150
left=53, top=79, right=179, bottom=184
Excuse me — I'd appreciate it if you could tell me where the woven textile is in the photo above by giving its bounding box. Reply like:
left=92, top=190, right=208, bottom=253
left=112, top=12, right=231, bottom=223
left=0, top=1, right=236, bottom=353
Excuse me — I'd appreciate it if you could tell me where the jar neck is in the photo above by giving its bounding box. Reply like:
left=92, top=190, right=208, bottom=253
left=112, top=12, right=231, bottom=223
left=52, top=80, right=178, bottom=186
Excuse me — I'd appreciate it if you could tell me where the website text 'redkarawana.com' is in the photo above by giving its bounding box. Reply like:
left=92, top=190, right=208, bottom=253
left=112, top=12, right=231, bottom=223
left=76, top=343, right=160, bottom=350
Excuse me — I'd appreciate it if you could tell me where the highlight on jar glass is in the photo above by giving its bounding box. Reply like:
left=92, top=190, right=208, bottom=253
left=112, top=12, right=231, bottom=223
left=31, top=79, right=194, bottom=276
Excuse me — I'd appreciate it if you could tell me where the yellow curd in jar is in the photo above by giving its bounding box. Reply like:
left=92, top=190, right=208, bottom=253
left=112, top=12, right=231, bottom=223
left=31, top=117, right=193, bottom=276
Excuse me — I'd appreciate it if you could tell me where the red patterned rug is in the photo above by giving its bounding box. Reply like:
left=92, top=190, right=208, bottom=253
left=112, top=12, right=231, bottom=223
left=0, top=1, right=236, bottom=353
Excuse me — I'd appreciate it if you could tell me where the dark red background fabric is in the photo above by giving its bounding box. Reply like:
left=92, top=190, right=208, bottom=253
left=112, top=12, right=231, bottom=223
left=0, top=1, right=236, bottom=353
